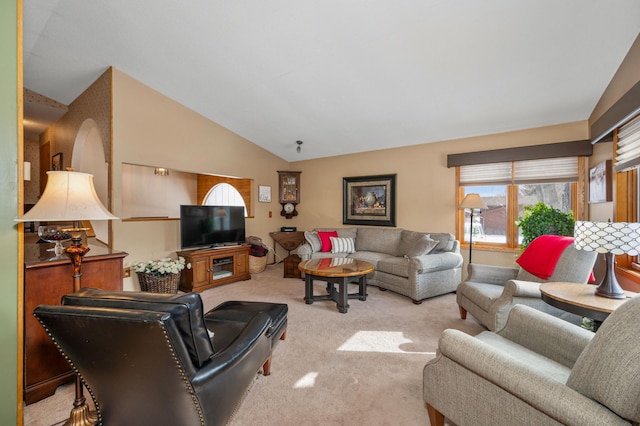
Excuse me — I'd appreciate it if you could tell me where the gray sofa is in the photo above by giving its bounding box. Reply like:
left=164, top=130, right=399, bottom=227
left=296, top=227, right=463, bottom=304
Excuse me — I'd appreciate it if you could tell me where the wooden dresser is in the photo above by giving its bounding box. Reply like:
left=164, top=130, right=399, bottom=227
left=24, top=244, right=127, bottom=404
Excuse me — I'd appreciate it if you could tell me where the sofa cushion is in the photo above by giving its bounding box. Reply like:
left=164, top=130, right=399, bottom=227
left=457, top=282, right=504, bottom=311
left=404, top=234, right=438, bottom=258
left=377, top=257, right=410, bottom=278
left=62, top=288, right=215, bottom=368
left=429, top=233, right=456, bottom=252
left=336, top=227, right=358, bottom=240
left=399, top=230, right=425, bottom=254
left=330, top=236, right=355, bottom=253
left=348, top=251, right=394, bottom=268
left=356, top=228, right=404, bottom=256
left=566, top=295, right=640, bottom=422
left=318, top=230, right=338, bottom=252
left=304, top=231, right=322, bottom=252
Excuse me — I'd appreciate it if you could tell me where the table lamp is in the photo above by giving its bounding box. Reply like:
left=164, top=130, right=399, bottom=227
left=17, top=170, right=118, bottom=426
left=574, top=221, right=640, bottom=299
left=459, top=193, right=487, bottom=264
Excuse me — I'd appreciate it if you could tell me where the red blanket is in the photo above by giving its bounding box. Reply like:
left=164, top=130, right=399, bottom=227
left=516, top=235, right=577, bottom=280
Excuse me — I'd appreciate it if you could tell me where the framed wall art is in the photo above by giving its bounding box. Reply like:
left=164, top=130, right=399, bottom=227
left=343, top=174, right=396, bottom=226
left=589, top=160, right=612, bottom=203
left=258, top=185, right=272, bottom=202
left=52, top=152, right=63, bottom=171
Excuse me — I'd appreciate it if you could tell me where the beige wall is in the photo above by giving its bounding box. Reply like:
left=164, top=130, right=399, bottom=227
left=108, top=67, right=592, bottom=275
left=110, top=69, right=291, bottom=289
left=590, top=33, right=640, bottom=126
left=40, top=69, right=112, bottom=174
left=291, top=120, right=590, bottom=269
left=48, top=31, right=640, bottom=289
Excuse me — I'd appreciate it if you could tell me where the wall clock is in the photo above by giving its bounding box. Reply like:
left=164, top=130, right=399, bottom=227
left=278, top=171, right=301, bottom=219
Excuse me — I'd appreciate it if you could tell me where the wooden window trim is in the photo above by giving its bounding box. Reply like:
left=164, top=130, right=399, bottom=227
left=457, top=158, right=585, bottom=250
left=196, top=175, right=253, bottom=218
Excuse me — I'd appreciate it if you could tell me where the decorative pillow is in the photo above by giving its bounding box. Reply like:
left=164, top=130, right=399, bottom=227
left=404, top=235, right=438, bottom=258
left=330, top=237, right=355, bottom=254
left=304, top=231, right=322, bottom=252
left=318, top=231, right=338, bottom=252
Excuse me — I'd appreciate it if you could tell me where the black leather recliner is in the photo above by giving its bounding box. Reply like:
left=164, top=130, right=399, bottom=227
left=34, top=289, right=273, bottom=426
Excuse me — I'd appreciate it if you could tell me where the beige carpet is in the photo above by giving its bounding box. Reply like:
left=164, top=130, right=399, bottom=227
left=24, top=264, right=484, bottom=426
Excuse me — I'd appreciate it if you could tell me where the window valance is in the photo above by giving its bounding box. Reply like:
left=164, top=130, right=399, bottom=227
left=447, top=140, right=591, bottom=168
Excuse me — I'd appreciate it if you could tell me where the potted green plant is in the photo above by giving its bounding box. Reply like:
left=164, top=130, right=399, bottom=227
left=515, top=202, right=575, bottom=250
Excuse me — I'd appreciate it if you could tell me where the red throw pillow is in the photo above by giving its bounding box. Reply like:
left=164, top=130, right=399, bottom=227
left=317, top=231, right=338, bottom=252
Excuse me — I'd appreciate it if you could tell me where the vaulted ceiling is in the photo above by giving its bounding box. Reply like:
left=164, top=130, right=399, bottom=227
left=23, top=1, right=640, bottom=161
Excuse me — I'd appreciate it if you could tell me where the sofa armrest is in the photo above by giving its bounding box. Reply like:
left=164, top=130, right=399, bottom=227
left=466, top=263, right=519, bottom=286
left=434, top=329, right=622, bottom=425
left=498, top=305, right=593, bottom=368
left=411, top=252, right=463, bottom=274
left=502, top=279, right=543, bottom=298
left=192, top=312, right=271, bottom=424
left=296, top=242, right=313, bottom=260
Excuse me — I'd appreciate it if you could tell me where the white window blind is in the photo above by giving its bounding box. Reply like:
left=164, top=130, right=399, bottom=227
left=460, top=158, right=578, bottom=185
left=514, top=157, right=578, bottom=183
left=615, top=114, right=640, bottom=172
left=460, top=162, right=511, bottom=185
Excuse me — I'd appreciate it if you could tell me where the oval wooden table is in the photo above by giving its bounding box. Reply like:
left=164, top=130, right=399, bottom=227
left=299, top=258, right=375, bottom=313
left=540, top=282, right=637, bottom=330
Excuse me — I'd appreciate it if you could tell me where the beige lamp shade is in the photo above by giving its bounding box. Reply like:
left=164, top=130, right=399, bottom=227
left=460, top=193, right=487, bottom=210
left=16, top=171, right=118, bottom=222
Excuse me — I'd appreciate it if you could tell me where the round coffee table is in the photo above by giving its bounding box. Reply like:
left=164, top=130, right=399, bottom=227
left=299, top=258, right=374, bottom=313
left=540, top=282, right=636, bottom=330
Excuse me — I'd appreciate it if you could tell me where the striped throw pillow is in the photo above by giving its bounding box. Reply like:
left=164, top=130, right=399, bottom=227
left=330, top=237, right=355, bottom=254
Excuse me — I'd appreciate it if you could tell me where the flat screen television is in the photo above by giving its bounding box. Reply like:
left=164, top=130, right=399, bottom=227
left=180, top=205, right=246, bottom=250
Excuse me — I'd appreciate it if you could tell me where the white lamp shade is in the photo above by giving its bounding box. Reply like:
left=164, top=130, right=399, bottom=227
left=16, top=171, right=118, bottom=222
left=459, top=193, right=487, bottom=210
left=574, top=221, right=640, bottom=255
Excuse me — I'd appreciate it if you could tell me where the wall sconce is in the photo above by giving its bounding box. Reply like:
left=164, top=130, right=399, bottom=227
left=24, top=161, right=31, bottom=181
left=154, top=167, right=169, bottom=176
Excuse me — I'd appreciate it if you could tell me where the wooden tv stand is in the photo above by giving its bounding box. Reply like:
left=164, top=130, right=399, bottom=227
left=177, top=245, right=251, bottom=292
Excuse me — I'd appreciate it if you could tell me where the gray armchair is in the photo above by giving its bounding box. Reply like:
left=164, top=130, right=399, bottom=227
left=456, top=243, right=597, bottom=331
left=423, top=296, right=640, bottom=425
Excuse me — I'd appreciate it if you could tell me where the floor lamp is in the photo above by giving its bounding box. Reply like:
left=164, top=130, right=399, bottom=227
left=574, top=221, right=640, bottom=299
left=460, top=193, right=487, bottom=264
left=17, top=171, right=118, bottom=426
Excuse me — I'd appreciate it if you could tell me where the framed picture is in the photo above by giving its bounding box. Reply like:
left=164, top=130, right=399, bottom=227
left=343, top=174, right=396, bottom=226
left=52, top=152, right=63, bottom=171
left=589, top=160, right=612, bottom=203
left=258, top=185, right=272, bottom=202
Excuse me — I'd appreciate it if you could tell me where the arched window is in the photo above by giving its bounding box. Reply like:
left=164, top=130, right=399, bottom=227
left=203, top=183, right=247, bottom=216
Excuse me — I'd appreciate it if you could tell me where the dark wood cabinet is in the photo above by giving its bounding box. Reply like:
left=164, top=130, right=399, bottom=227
left=177, top=245, right=251, bottom=292
left=24, top=244, right=127, bottom=404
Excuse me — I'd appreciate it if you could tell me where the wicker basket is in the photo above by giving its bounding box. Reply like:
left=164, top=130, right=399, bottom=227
left=249, top=255, right=268, bottom=274
left=137, top=272, right=181, bottom=293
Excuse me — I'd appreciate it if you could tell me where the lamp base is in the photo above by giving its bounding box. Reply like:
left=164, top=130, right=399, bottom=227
left=64, top=402, right=98, bottom=426
left=595, top=253, right=626, bottom=300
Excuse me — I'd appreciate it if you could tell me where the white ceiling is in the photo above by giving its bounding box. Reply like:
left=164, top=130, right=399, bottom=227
left=22, top=1, right=640, bottom=162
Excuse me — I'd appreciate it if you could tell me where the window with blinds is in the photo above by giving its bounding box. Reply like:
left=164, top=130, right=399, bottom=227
left=460, top=157, right=578, bottom=185
left=615, top=114, right=640, bottom=172
left=458, top=157, right=580, bottom=248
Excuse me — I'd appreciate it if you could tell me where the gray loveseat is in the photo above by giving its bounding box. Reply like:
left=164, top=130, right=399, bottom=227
left=296, top=227, right=463, bottom=304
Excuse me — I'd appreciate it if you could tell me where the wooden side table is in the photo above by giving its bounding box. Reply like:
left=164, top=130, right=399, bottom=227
left=540, top=282, right=636, bottom=330
left=269, top=231, right=305, bottom=255
left=24, top=244, right=127, bottom=403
